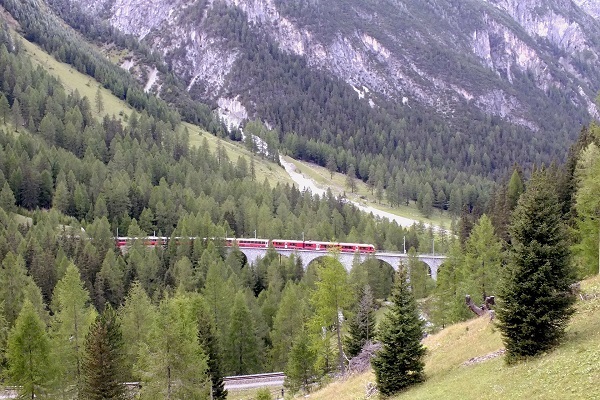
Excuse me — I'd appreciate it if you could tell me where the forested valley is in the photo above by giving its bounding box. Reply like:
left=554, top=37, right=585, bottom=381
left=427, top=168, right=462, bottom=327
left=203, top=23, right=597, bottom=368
left=0, top=0, right=600, bottom=398
left=16, top=0, right=592, bottom=218
left=0, top=16, right=447, bottom=398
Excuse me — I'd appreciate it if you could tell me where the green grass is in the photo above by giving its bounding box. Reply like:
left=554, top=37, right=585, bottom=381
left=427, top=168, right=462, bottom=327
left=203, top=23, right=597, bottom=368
left=17, top=32, right=290, bottom=187
left=184, top=123, right=293, bottom=186
left=227, top=386, right=285, bottom=400
left=309, top=275, right=600, bottom=400
left=20, top=35, right=134, bottom=121
left=282, top=156, right=453, bottom=228
left=19, top=29, right=450, bottom=229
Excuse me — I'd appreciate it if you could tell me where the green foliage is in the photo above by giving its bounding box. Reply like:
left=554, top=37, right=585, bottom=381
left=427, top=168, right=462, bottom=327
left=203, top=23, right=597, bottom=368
left=81, top=306, right=127, bottom=400
left=284, top=329, right=318, bottom=394
left=573, top=139, right=600, bottom=277
left=270, top=282, right=306, bottom=370
left=344, top=285, right=376, bottom=358
left=225, top=291, right=261, bottom=375
left=506, top=169, right=525, bottom=211
left=0, top=182, right=16, bottom=214
left=190, top=294, right=227, bottom=400
left=50, top=263, right=97, bottom=397
left=497, top=168, right=576, bottom=363
left=408, top=248, right=433, bottom=299
left=118, top=282, right=156, bottom=380
left=137, top=294, right=210, bottom=399
left=460, top=214, right=503, bottom=301
left=310, top=255, right=353, bottom=373
left=255, top=387, right=273, bottom=400
left=7, top=300, right=54, bottom=399
left=372, top=268, right=426, bottom=396
left=0, top=252, right=32, bottom=326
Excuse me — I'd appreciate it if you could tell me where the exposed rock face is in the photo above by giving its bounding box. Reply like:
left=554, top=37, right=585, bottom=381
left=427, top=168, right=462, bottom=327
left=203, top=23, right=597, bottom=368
left=68, top=0, right=600, bottom=128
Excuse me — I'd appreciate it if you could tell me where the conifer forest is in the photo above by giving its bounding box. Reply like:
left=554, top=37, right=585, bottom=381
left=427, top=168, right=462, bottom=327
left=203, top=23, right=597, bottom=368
left=0, top=0, right=599, bottom=398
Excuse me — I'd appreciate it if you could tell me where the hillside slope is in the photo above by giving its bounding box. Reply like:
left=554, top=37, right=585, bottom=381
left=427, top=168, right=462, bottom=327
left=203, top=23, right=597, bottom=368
left=312, top=275, right=600, bottom=400
left=34, top=0, right=599, bottom=215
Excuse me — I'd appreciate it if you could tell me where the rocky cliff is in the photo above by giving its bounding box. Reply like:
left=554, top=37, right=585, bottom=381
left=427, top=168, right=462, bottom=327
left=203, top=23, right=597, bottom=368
left=64, top=0, right=600, bottom=131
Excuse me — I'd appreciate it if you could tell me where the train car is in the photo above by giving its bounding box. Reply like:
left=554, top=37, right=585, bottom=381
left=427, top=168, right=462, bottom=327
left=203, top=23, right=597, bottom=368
left=233, top=238, right=269, bottom=248
left=271, top=239, right=305, bottom=250
left=116, top=236, right=377, bottom=254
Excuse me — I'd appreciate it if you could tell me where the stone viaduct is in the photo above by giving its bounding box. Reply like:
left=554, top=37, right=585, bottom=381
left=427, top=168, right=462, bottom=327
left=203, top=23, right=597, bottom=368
left=231, top=248, right=447, bottom=280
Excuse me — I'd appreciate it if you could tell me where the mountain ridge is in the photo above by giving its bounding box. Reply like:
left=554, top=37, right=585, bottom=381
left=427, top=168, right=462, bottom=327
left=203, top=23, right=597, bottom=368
left=67, top=0, right=599, bottom=130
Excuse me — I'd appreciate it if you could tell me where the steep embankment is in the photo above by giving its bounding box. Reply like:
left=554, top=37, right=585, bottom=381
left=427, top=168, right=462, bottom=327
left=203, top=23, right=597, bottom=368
left=312, top=275, right=600, bottom=400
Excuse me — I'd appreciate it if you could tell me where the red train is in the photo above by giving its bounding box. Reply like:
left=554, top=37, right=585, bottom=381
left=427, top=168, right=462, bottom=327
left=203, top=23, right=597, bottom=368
left=115, top=237, right=376, bottom=254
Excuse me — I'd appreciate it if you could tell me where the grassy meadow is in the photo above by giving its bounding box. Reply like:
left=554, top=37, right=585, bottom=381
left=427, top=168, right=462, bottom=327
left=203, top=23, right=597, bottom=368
left=309, top=275, right=600, bottom=400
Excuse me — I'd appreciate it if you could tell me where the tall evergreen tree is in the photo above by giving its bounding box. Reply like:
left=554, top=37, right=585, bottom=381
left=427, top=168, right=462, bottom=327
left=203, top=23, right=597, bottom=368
left=50, top=263, right=97, bottom=398
left=7, top=300, right=54, bottom=399
left=573, top=142, right=600, bottom=277
left=137, top=295, right=210, bottom=399
left=270, top=282, right=306, bottom=370
left=190, top=295, right=227, bottom=400
left=118, top=282, right=156, bottom=380
left=95, top=87, right=104, bottom=115
left=371, top=268, right=425, bottom=396
left=81, top=306, right=127, bottom=400
left=11, top=98, right=23, bottom=132
left=0, top=93, right=10, bottom=125
left=460, top=214, right=503, bottom=302
left=497, top=168, right=576, bottom=363
left=310, top=255, right=353, bottom=374
left=0, top=252, right=33, bottom=326
left=225, top=291, right=260, bottom=375
left=344, top=285, right=376, bottom=358
left=0, top=182, right=16, bottom=213
left=284, top=329, right=317, bottom=395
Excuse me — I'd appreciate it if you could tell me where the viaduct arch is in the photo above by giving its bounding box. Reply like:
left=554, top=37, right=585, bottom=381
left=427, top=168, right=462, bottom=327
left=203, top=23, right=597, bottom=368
left=231, top=248, right=446, bottom=280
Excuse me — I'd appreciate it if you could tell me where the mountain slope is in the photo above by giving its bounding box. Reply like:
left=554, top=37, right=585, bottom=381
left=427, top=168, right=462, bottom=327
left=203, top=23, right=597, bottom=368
left=26, top=0, right=600, bottom=212
left=312, top=275, right=600, bottom=400
left=66, top=0, right=599, bottom=127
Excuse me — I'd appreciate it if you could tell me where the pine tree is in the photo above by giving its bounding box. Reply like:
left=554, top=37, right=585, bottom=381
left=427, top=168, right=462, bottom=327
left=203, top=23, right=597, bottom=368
left=326, top=154, right=337, bottom=179
left=95, top=87, right=104, bottom=115
left=226, top=291, right=259, bottom=375
left=0, top=181, right=16, bottom=213
left=118, top=282, right=156, bottom=380
left=0, top=93, right=10, bottom=125
left=573, top=142, right=600, bottom=277
left=346, top=164, right=357, bottom=193
left=190, top=295, right=227, bottom=400
left=284, top=330, right=317, bottom=394
left=460, top=214, right=503, bottom=302
left=11, top=98, right=23, bottom=132
left=137, top=295, right=210, bottom=399
left=344, top=285, right=376, bottom=358
left=81, top=306, right=127, bottom=400
left=51, top=263, right=97, bottom=397
left=506, top=167, right=525, bottom=211
left=270, top=283, right=306, bottom=370
left=497, top=168, right=576, bottom=363
left=310, top=255, right=353, bottom=374
left=7, top=300, right=54, bottom=399
left=0, top=252, right=31, bottom=326
left=371, top=268, right=425, bottom=396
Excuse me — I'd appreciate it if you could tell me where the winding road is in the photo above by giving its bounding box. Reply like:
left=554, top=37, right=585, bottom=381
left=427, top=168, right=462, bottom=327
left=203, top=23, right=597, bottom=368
left=279, top=157, right=443, bottom=231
